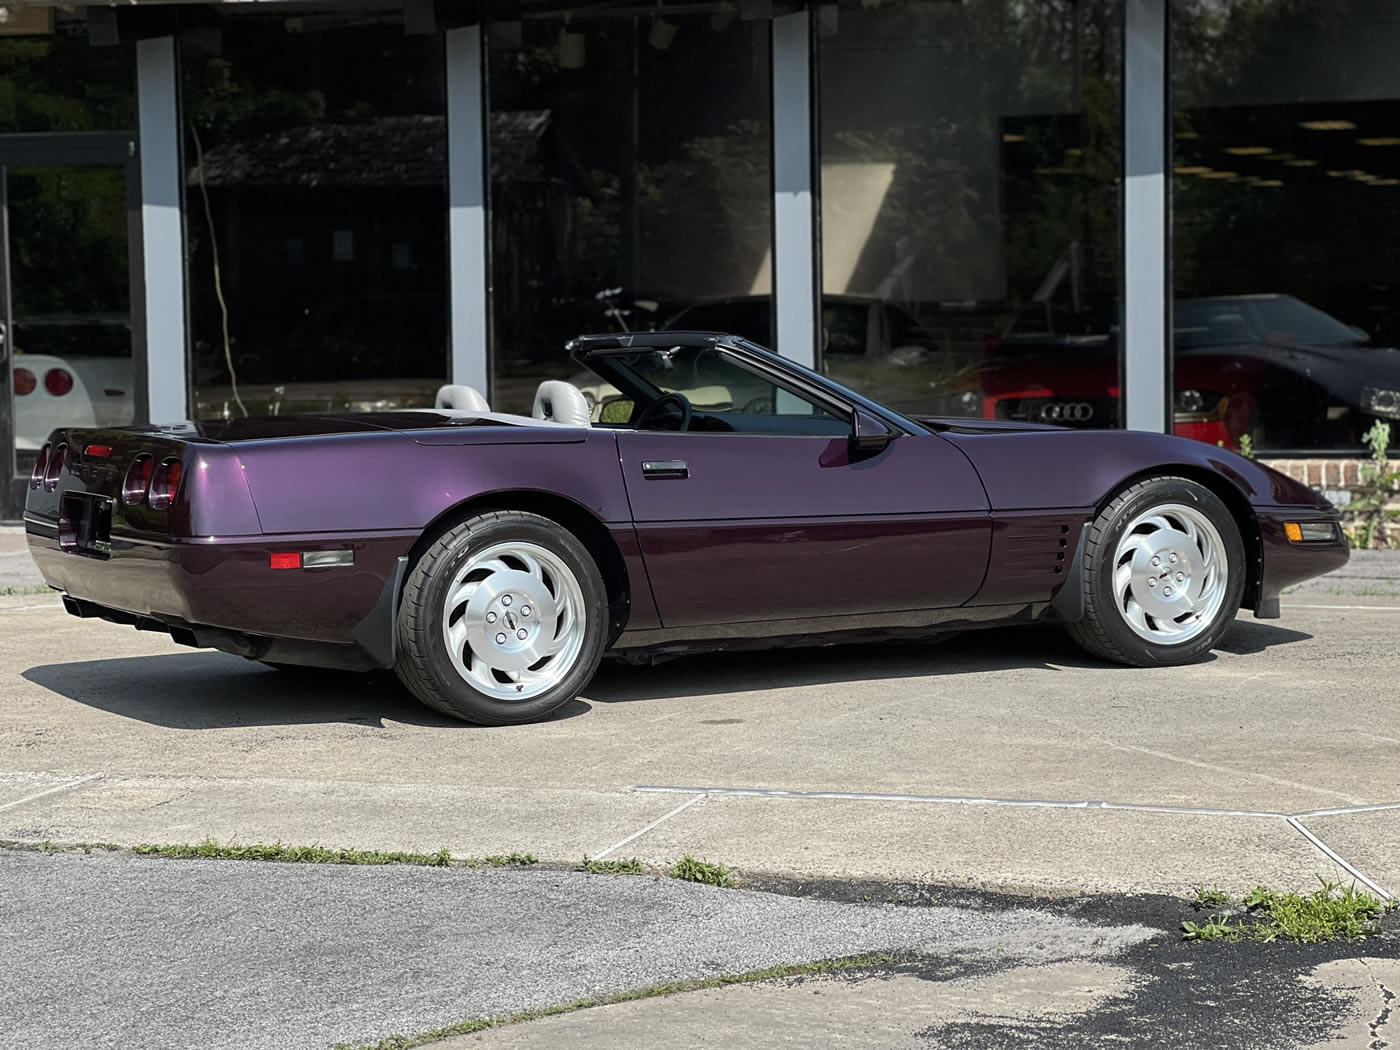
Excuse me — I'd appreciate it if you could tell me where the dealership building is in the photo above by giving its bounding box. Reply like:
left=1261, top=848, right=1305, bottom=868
left=3, top=0, right=1398, bottom=520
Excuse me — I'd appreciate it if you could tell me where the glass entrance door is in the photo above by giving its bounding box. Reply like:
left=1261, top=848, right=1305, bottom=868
left=1, top=148, right=134, bottom=520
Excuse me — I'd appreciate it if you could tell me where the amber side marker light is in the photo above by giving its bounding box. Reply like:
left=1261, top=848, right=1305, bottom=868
left=1285, top=522, right=1337, bottom=542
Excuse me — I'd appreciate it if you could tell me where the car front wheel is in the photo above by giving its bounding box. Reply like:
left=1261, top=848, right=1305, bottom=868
left=394, top=510, right=608, bottom=724
left=1067, top=476, right=1246, bottom=667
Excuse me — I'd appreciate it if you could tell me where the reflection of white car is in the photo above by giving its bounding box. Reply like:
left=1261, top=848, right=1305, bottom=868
left=11, top=319, right=134, bottom=450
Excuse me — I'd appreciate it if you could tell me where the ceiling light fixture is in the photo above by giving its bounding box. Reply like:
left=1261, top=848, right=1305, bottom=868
left=1002, top=133, right=1026, bottom=143
left=1299, top=119, right=1357, bottom=131
left=1174, top=165, right=1212, bottom=174
left=1358, top=137, right=1400, bottom=147
left=1199, top=171, right=1239, bottom=179
left=1284, top=159, right=1318, bottom=167
left=1224, top=146, right=1272, bottom=155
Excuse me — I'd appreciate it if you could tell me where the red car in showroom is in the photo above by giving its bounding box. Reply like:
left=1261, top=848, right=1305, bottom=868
left=981, top=295, right=1400, bottom=451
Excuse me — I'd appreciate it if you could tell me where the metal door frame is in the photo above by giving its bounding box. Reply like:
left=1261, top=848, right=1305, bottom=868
left=0, top=131, right=138, bottom=522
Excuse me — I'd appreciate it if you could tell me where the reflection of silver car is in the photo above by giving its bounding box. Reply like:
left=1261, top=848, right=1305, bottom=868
left=11, top=318, right=134, bottom=451
left=574, top=294, right=955, bottom=420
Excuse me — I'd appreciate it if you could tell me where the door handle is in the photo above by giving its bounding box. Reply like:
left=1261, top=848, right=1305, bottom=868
left=641, top=459, right=688, bottom=480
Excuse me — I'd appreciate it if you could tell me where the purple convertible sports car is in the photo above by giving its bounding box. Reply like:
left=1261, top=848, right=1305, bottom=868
left=25, top=331, right=1348, bottom=724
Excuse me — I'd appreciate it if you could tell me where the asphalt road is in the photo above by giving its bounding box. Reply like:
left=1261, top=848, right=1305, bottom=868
left=2, top=849, right=1395, bottom=1050
left=0, top=850, right=1155, bottom=1050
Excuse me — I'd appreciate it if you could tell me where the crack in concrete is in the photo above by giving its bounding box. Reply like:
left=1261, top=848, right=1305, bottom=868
left=1364, top=961, right=1394, bottom=1050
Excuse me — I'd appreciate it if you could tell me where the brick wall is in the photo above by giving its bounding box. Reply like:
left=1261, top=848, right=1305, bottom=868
left=1261, top=457, right=1399, bottom=510
left=1260, top=458, right=1366, bottom=490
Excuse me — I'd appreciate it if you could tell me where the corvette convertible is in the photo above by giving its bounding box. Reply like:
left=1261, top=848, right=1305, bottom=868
left=24, top=331, right=1348, bottom=725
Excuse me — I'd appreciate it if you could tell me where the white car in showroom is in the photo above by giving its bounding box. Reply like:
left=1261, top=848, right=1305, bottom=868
left=10, top=316, right=133, bottom=451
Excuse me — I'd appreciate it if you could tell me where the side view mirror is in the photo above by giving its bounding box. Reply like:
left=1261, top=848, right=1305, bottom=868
left=850, top=409, right=896, bottom=454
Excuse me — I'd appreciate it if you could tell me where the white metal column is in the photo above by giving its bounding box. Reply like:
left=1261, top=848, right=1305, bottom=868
left=136, top=36, right=188, bottom=424
left=771, top=11, right=817, bottom=369
left=1122, top=0, right=1169, bottom=432
left=446, top=25, right=490, bottom=397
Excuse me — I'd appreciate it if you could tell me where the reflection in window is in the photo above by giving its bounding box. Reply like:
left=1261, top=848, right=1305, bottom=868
left=487, top=15, right=772, bottom=414
left=1174, top=0, right=1400, bottom=453
left=181, top=16, right=446, bottom=419
left=817, top=0, right=1121, bottom=425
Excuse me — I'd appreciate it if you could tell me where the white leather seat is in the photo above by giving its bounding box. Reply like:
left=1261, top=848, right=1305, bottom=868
left=435, top=384, right=490, bottom=412
left=532, top=381, right=592, bottom=427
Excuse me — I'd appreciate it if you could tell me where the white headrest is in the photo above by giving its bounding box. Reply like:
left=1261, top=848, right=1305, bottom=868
left=435, top=384, right=490, bottom=412
left=532, top=381, right=592, bottom=427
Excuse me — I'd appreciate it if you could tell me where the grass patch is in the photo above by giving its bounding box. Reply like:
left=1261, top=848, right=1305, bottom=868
left=482, top=852, right=537, bottom=868
left=669, top=854, right=734, bottom=888
left=578, top=856, right=647, bottom=875
left=1190, top=885, right=1233, bottom=911
left=0, top=585, right=53, bottom=597
left=332, top=951, right=898, bottom=1050
left=1182, top=879, right=1396, bottom=944
left=130, top=839, right=454, bottom=867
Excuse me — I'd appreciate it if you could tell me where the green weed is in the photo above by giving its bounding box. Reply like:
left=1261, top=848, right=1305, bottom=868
left=669, top=854, right=734, bottom=888
left=578, top=856, right=647, bottom=875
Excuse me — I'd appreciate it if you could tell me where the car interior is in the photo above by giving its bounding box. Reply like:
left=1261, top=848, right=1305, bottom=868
left=433, top=343, right=859, bottom=438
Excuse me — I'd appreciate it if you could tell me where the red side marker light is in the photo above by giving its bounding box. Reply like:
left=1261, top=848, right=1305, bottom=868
left=85, top=444, right=113, bottom=458
left=270, top=552, right=302, bottom=570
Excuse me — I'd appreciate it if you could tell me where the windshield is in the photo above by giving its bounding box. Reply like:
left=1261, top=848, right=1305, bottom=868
left=1175, top=296, right=1364, bottom=348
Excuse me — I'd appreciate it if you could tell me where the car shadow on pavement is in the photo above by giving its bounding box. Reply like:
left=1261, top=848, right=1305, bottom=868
left=19, top=652, right=593, bottom=730
left=584, top=619, right=1314, bottom=704
left=23, top=620, right=1310, bottom=728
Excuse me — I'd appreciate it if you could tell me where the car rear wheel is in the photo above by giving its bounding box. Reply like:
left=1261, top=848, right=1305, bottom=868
left=394, top=510, right=608, bottom=724
left=1067, top=476, right=1245, bottom=667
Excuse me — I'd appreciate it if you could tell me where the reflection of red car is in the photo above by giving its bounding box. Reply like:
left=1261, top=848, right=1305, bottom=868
left=981, top=295, right=1400, bottom=451
left=979, top=341, right=1250, bottom=451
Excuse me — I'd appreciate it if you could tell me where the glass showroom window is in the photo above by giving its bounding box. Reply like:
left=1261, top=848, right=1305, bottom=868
left=0, top=14, right=136, bottom=492
left=181, top=13, right=446, bottom=419
left=487, top=13, right=772, bottom=417
left=1174, top=0, right=1400, bottom=454
left=816, top=0, right=1121, bottom=424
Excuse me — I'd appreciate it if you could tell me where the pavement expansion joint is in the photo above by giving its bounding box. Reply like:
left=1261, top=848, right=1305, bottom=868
left=632, top=784, right=1397, bottom=901
left=0, top=773, right=104, bottom=814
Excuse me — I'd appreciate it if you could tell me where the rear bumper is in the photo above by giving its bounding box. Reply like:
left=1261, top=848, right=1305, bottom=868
left=1253, top=506, right=1349, bottom=617
left=25, top=516, right=415, bottom=660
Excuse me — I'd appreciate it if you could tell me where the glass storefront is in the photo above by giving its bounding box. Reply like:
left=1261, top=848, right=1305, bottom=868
left=487, top=12, right=771, bottom=416
left=181, top=12, right=447, bottom=419
left=1174, top=0, right=1400, bottom=453
left=817, top=0, right=1121, bottom=423
left=1, top=19, right=135, bottom=503
left=7, top=0, right=1398, bottom=493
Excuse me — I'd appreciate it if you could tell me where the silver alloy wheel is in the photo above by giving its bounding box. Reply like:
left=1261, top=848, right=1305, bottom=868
left=441, top=540, right=587, bottom=701
left=1112, top=502, right=1230, bottom=645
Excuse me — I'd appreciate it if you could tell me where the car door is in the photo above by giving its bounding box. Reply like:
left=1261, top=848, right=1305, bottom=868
left=611, top=351, right=991, bottom=628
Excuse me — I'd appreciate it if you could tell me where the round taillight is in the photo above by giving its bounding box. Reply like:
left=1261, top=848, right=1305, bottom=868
left=148, top=458, right=183, bottom=510
left=122, top=454, right=154, bottom=506
left=44, top=368, right=74, bottom=396
left=14, top=367, right=36, bottom=396
left=30, top=443, right=50, bottom=489
left=44, top=443, right=67, bottom=491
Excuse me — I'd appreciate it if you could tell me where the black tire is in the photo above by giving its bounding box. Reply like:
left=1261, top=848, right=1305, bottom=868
left=394, top=510, right=609, bottom=725
left=1066, top=476, right=1246, bottom=667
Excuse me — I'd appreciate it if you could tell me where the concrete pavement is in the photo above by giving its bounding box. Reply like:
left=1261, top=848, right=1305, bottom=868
left=0, top=528, right=1397, bottom=898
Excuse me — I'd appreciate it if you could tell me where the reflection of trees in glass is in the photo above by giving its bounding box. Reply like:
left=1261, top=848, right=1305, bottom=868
left=0, top=36, right=133, bottom=319
left=820, top=0, right=1119, bottom=313
left=0, top=36, right=133, bottom=134
left=8, top=168, right=128, bottom=317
